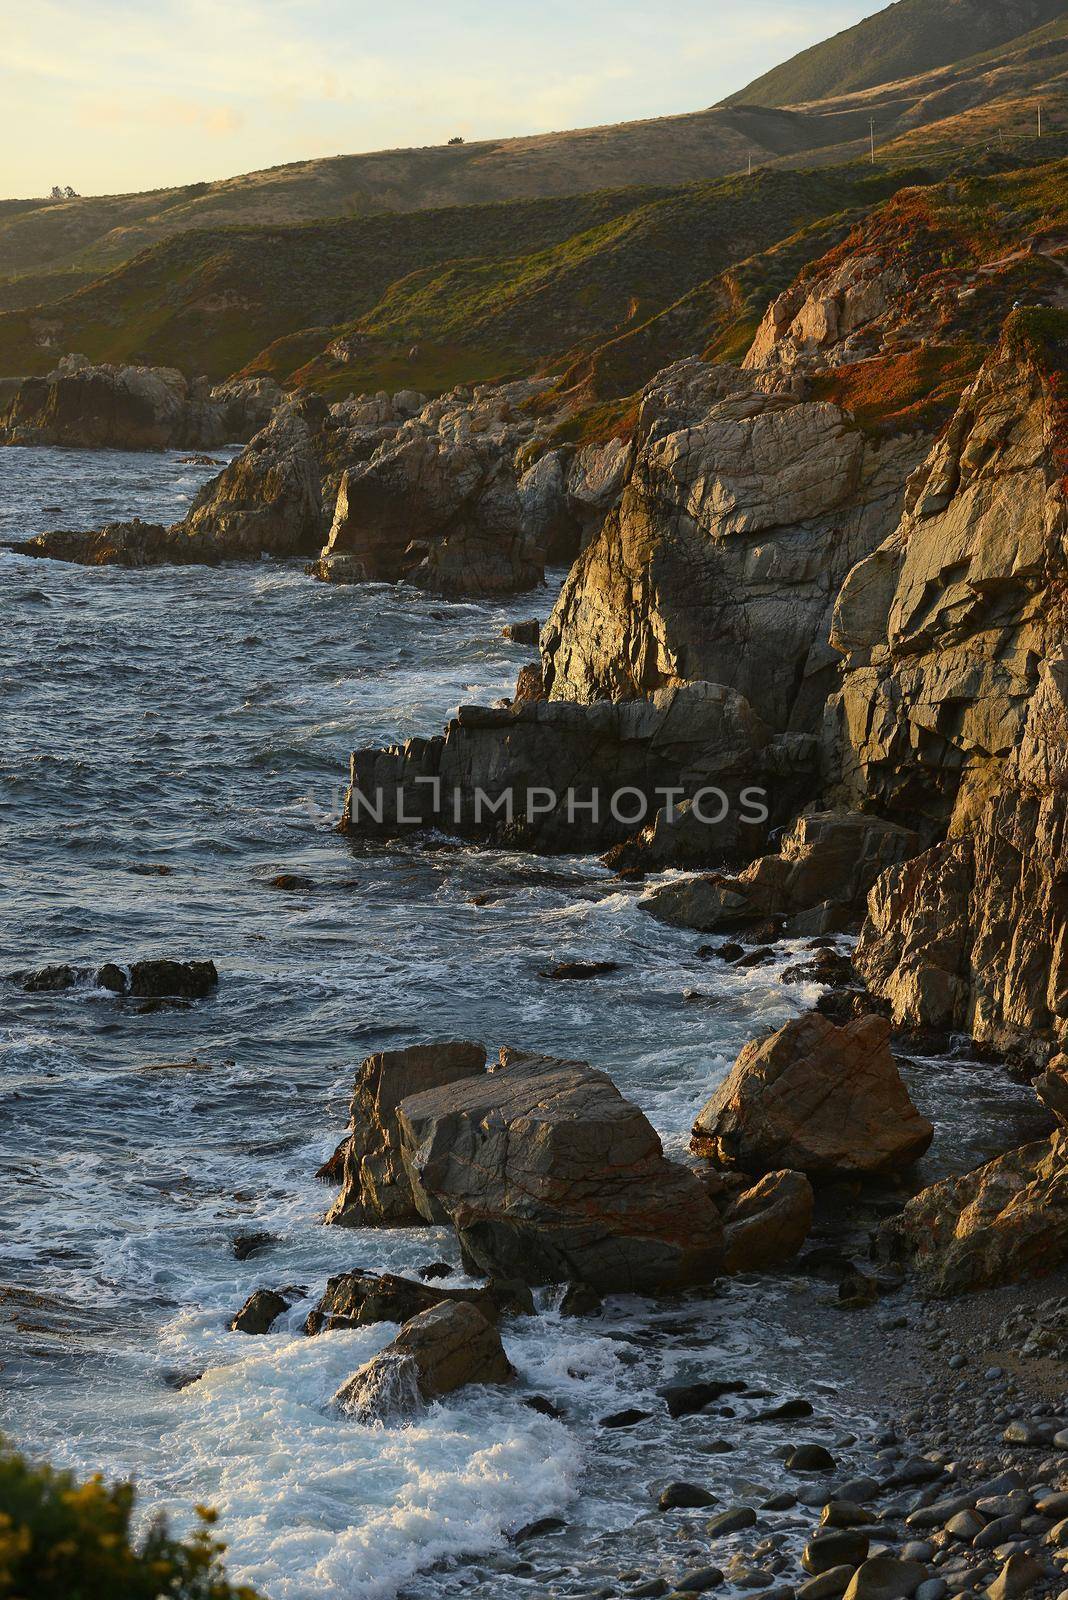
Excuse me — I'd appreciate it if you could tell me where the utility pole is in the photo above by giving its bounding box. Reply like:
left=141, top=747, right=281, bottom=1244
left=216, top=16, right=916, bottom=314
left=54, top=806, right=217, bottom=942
left=748, top=153, right=752, bottom=176
left=869, top=119, right=876, bottom=165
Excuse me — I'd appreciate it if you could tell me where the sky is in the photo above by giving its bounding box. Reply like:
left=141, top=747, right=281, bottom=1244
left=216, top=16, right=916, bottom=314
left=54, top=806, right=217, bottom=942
left=0, top=0, right=882, bottom=199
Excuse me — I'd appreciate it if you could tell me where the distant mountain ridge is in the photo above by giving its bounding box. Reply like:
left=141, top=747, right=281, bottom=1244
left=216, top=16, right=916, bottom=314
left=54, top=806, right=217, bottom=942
left=731, top=0, right=1065, bottom=105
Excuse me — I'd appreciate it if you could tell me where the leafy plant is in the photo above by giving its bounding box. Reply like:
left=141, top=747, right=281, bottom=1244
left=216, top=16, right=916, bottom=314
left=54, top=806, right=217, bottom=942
left=0, top=1439, right=259, bottom=1600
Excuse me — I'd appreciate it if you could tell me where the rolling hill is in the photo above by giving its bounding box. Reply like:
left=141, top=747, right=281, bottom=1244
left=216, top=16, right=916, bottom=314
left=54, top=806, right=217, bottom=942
left=731, top=0, right=1064, bottom=104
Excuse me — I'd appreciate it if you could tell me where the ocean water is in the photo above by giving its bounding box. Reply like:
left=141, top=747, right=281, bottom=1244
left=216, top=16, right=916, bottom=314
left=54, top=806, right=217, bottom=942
left=0, top=447, right=1044, bottom=1600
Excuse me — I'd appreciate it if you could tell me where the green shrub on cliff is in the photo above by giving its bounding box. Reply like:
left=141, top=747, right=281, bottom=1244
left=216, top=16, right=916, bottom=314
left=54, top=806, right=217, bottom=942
left=0, top=1439, right=259, bottom=1600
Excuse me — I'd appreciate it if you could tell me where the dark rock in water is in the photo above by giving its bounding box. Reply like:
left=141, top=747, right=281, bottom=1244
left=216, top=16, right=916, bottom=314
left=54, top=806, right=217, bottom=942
left=747, top=1397, right=814, bottom=1422
left=523, top=1394, right=565, bottom=1420
left=734, top=946, right=775, bottom=967
left=231, top=1231, right=275, bottom=1261
left=802, top=1528, right=871, bottom=1575
left=419, top=1261, right=455, bottom=1281
left=676, top=1567, right=724, bottom=1594
left=786, top=1443, right=838, bottom=1472
left=502, top=618, right=541, bottom=646
left=315, top=1140, right=348, bottom=1184
left=538, top=960, right=619, bottom=981
left=325, top=1040, right=488, bottom=1227
left=230, top=1289, right=290, bottom=1334
left=96, top=963, right=127, bottom=992
left=127, top=959, right=218, bottom=999
left=600, top=1408, right=652, bottom=1429
left=511, top=1515, right=565, bottom=1542
left=12, top=963, right=78, bottom=992
left=691, top=1012, right=933, bottom=1179
left=659, top=1481, right=717, bottom=1509
left=781, top=949, right=857, bottom=987
left=699, top=942, right=745, bottom=962
left=161, top=1368, right=204, bottom=1391
left=658, top=1379, right=749, bottom=1419
left=303, top=1270, right=531, bottom=1334
left=559, top=1282, right=603, bottom=1317
left=333, top=1299, right=514, bottom=1420
left=705, top=1505, right=758, bottom=1537
left=721, top=1169, right=814, bottom=1273
left=395, top=1045, right=724, bottom=1292
left=268, top=874, right=315, bottom=891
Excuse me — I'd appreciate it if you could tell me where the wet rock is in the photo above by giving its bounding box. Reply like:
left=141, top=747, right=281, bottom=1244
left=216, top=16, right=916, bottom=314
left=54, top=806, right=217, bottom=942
left=822, top=1502, right=879, bottom=1529
left=560, top=1282, right=603, bottom=1317
left=325, top=1040, right=487, bottom=1227
left=419, top=1261, right=454, bottom=1281
left=803, top=1529, right=871, bottom=1574
left=984, top=1554, right=1048, bottom=1599
left=182, top=398, right=327, bottom=559
left=503, top=619, right=542, bottom=646
left=658, top=1379, right=749, bottom=1419
left=722, top=1169, right=815, bottom=1272
left=394, top=1046, right=725, bottom=1292
left=705, top=1505, right=758, bottom=1537
left=692, top=1012, right=933, bottom=1178
left=268, top=873, right=315, bottom=891
left=675, top=1567, right=724, bottom=1595
left=523, top=1394, right=564, bottom=1419
left=230, top=1288, right=290, bottom=1334
left=538, top=961, right=619, bottom=981
left=303, top=1270, right=531, bottom=1334
left=511, top=1515, right=566, bottom=1542
left=799, top=1572, right=857, bottom=1600
left=127, top=959, right=218, bottom=999
left=788, top=1444, right=838, bottom=1472
left=842, top=1557, right=928, bottom=1598
left=333, top=1299, right=513, bottom=1420
left=659, top=1481, right=717, bottom=1510
left=230, top=1231, right=275, bottom=1260
left=748, top=1398, right=814, bottom=1422
left=600, top=1408, right=652, bottom=1429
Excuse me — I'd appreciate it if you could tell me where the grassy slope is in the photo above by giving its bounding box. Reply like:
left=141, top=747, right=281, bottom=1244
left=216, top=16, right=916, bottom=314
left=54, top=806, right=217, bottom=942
left=731, top=0, right=1064, bottom=104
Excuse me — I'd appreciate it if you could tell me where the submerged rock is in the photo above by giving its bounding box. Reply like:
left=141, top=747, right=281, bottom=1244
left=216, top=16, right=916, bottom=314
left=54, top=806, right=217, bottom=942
left=10, top=958, right=218, bottom=999
left=333, top=1299, right=513, bottom=1420
left=395, top=1046, right=725, bottom=1291
left=230, top=1288, right=291, bottom=1335
left=691, top=1012, right=933, bottom=1178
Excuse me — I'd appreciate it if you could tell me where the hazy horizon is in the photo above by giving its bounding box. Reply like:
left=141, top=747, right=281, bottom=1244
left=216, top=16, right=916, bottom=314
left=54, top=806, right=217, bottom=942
left=0, top=0, right=882, bottom=199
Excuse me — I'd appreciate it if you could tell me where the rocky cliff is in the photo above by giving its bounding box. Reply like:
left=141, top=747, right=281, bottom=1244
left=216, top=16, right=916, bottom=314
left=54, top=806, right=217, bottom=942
left=834, top=312, right=1068, bottom=1057
left=0, top=354, right=281, bottom=450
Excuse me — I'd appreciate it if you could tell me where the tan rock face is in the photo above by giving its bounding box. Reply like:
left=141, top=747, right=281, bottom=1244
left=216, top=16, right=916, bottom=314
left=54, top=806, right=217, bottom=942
left=721, top=1170, right=814, bottom=1273
left=639, top=809, right=918, bottom=936
left=333, top=1300, right=514, bottom=1421
left=879, top=1131, right=1068, bottom=1296
left=395, top=1047, right=725, bottom=1292
left=542, top=358, right=923, bottom=733
left=691, top=1012, right=933, bottom=1178
left=182, top=397, right=327, bottom=558
left=834, top=326, right=1068, bottom=1054
left=324, top=1041, right=487, bottom=1227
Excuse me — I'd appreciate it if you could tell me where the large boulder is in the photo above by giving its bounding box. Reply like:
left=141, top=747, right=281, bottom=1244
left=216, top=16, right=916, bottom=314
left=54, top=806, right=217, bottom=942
left=395, top=1047, right=725, bottom=1292
left=721, top=1170, right=815, bottom=1273
left=324, top=1041, right=487, bottom=1227
left=691, top=1013, right=933, bottom=1178
left=304, top=1270, right=530, bottom=1334
left=333, top=1299, right=514, bottom=1420
left=879, top=1131, right=1068, bottom=1296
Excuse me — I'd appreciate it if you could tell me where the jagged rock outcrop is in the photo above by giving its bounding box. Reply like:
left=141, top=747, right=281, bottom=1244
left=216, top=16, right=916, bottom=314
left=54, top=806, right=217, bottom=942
left=343, top=679, right=813, bottom=859
left=541, top=357, right=925, bottom=734
left=394, top=1046, right=724, bottom=1292
left=325, top=1041, right=487, bottom=1227
left=311, top=378, right=596, bottom=594
left=832, top=313, right=1068, bottom=1055
left=0, top=354, right=281, bottom=450
left=304, top=1270, right=531, bottom=1334
left=333, top=1300, right=514, bottom=1420
left=691, top=1012, right=934, bottom=1178
left=638, top=809, right=918, bottom=935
